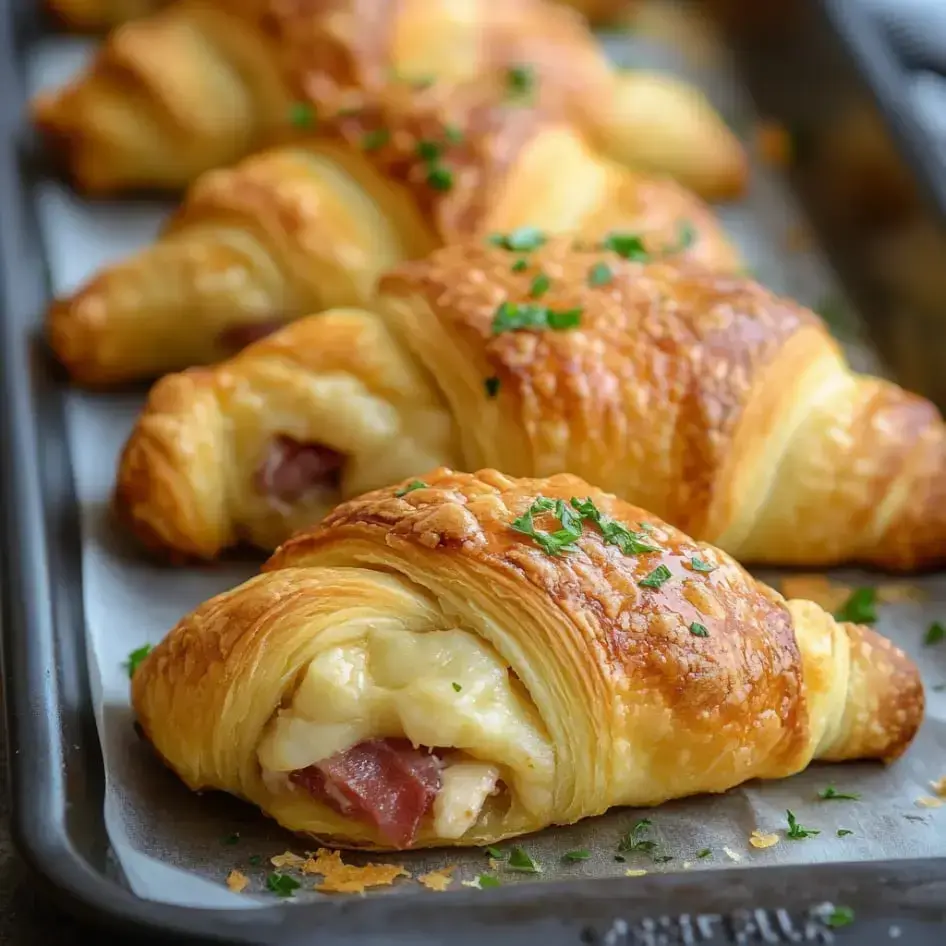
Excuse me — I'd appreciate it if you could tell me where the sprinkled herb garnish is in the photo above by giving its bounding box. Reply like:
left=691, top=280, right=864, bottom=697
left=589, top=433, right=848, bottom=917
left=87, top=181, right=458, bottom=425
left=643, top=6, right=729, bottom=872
left=511, top=497, right=583, bottom=556
left=824, top=906, right=854, bottom=929
left=689, top=622, right=709, bottom=638
left=396, top=480, right=428, bottom=497
left=697, top=848, right=712, bottom=859
left=925, top=621, right=946, bottom=646
left=222, top=833, right=240, bottom=845
left=289, top=102, right=316, bottom=128
left=491, top=301, right=581, bottom=334
left=506, top=64, right=536, bottom=101
left=603, top=232, right=649, bottom=261
left=126, top=644, right=153, bottom=678
left=667, top=219, right=697, bottom=253
left=587, top=261, right=613, bottom=287
left=785, top=810, right=820, bottom=840
left=511, top=258, right=529, bottom=272
left=507, top=847, right=541, bottom=873
left=476, top=874, right=501, bottom=888
left=569, top=497, right=661, bottom=555
left=452, top=682, right=462, bottom=692
left=530, top=273, right=551, bottom=298
left=562, top=849, right=591, bottom=862
left=484, top=376, right=501, bottom=398
left=689, top=556, right=716, bottom=573
left=833, top=587, right=877, bottom=624
left=639, top=565, right=672, bottom=589
left=836, top=829, right=853, bottom=838
left=818, top=786, right=860, bottom=801
left=618, top=820, right=657, bottom=855
left=445, top=124, right=464, bottom=144
left=489, top=227, right=546, bottom=252
left=361, top=128, right=390, bottom=151
left=485, top=846, right=505, bottom=859
left=248, top=855, right=262, bottom=866
left=427, top=165, right=454, bottom=191
left=266, top=873, right=301, bottom=897
left=416, top=140, right=443, bottom=161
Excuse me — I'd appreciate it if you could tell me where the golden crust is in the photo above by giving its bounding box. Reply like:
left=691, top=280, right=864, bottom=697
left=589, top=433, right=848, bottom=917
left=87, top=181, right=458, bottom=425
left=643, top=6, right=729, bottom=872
left=132, top=468, right=923, bottom=851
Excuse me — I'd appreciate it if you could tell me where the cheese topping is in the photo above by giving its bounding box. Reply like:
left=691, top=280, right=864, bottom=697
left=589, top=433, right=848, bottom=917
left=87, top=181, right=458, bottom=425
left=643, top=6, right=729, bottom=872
left=257, top=626, right=554, bottom=828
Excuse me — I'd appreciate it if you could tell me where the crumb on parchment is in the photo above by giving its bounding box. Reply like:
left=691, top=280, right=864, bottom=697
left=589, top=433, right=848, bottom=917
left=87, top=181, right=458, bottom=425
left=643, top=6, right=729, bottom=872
left=226, top=869, right=249, bottom=893
left=624, top=869, right=648, bottom=877
left=270, top=851, right=307, bottom=869
left=931, top=776, right=946, bottom=797
left=749, top=831, right=779, bottom=850
left=723, top=847, right=742, bottom=862
left=915, top=796, right=944, bottom=809
left=418, top=866, right=457, bottom=892
left=304, top=848, right=410, bottom=894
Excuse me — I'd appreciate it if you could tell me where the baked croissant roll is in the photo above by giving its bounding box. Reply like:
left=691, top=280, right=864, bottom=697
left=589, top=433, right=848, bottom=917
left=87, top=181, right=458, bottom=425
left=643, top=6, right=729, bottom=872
left=32, top=0, right=746, bottom=199
left=131, top=468, right=923, bottom=851
left=116, top=237, right=946, bottom=571
left=48, top=80, right=738, bottom=385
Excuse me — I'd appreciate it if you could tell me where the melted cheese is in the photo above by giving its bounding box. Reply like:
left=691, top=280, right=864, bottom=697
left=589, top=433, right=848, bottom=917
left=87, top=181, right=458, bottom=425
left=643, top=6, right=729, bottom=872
left=257, top=626, right=554, bottom=829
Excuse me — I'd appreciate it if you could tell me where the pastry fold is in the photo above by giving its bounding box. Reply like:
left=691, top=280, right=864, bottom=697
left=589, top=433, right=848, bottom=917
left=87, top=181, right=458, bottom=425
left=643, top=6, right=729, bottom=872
left=116, top=237, right=946, bottom=571
left=131, top=468, right=923, bottom=851
left=47, top=80, right=738, bottom=385
left=33, top=0, right=746, bottom=199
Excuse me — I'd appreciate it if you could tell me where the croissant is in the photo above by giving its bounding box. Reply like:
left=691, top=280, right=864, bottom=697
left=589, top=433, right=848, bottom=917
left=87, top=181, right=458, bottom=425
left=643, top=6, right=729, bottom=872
left=47, top=0, right=164, bottom=30
left=31, top=0, right=747, bottom=199
left=116, top=237, right=946, bottom=571
left=130, top=468, right=923, bottom=851
left=48, top=80, right=739, bottom=385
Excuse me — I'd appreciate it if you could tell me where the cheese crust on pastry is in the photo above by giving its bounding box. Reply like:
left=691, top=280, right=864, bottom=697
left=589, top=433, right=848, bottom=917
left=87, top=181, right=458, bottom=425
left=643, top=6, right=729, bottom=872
left=47, top=79, right=739, bottom=385
left=116, top=237, right=946, bottom=571
left=131, top=468, right=923, bottom=851
left=32, top=0, right=746, bottom=199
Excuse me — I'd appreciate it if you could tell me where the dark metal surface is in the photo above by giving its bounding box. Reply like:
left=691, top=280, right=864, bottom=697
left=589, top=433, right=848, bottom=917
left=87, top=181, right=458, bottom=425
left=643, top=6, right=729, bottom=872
left=2, top=0, right=946, bottom=942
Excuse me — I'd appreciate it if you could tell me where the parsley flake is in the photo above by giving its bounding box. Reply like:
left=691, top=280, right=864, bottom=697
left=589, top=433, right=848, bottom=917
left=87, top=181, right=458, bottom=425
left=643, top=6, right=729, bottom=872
left=511, top=258, right=529, bottom=273
left=445, top=124, right=464, bottom=144
left=491, top=301, right=581, bottom=334
left=485, top=846, right=504, bottom=859
left=416, top=140, right=443, bottom=161
left=562, top=849, right=591, bottom=862
left=488, top=227, right=546, bottom=252
left=836, top=829, right=854, bottom=838
left=222, top=833, right=240, bottom=845
left=785, top=810, right=820, bottom=840
left=511, top=497, right=583, bottom=556
left=569, top=497, right=661, bottom=555
left=925, top=621, right=945, bottom=646
left=824, top=906, right=854, bottom=929
left=697, top=848, right=712, bottom=859
left=288, top=102, right=316, bottom=129
left=833, top=587, right=877, bottom=624
left=603, top=232, right=649, bottom=261
left=266, top=872, right=301, bottom=897
left=248, top=855, right=262, bottom=866
left=427, top=165, right=454, bottom=192
left=818, top=786, right=860, bottom=801
left=530, top=273, right=551, bottom=298
left=667, top=219, right=697, bottom=253
left=476, top=874, right=501, bottom=888
left=587, top=261, right=613, bottom=287
left=507, top=847, right=541, bottom=873
left=639, top=564, right=672, bottom=589
left=506, top=64, right=536, bottom=100
left=361, top=128, right=390, bottom=151
left=452, top=682, right=462, bottom=692
left=484, top=376, right=501, bottom=398
left=689, top=622, right=709, bottom=638
left=689, top=556, right=716, bottom=573
left=126, top=644, right=153, bottom=678
left=396, top=479, right=428, bottom=497
left=618, top=819, right=656, bottom=855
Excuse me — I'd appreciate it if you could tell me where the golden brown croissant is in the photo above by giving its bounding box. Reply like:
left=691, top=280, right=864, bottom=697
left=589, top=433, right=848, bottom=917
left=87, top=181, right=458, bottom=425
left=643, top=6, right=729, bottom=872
left=116, top=237, right=946, bottom=571
left=130, top=468, right=923, bottom=851
left=47, top=0, right=164, bottom=30
left=48, top=80, right=739, bottom=385
left=32, top=0, right=747, bottom=199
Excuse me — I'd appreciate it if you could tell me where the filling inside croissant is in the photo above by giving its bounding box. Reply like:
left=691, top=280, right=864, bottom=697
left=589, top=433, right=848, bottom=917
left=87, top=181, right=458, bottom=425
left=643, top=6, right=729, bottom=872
left=254, top=435, right=347, bottom=507
left=256, top=625, right=554, bottom=847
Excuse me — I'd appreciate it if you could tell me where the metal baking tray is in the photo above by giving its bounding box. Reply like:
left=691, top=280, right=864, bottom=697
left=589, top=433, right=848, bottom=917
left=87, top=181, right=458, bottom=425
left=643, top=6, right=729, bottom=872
left=3, top=0, right=946, bottom=942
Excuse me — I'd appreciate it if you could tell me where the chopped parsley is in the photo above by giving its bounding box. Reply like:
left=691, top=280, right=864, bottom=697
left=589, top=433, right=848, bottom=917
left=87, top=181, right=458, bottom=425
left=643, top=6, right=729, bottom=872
left=426, top=165, right=454, bottom=192
left=836, top=829, right=854, bottom=838
left=689, top=622, right=709, bottom=638
left=824, top=906, right=854, bottom=929
left=530, top=273, right=551, bottom=298
left=506, top=64, right=536, bottom=101
left=485, top=846, right=505, bottom=859
left=833, top=586, right=877, bottom=624
left=697, top=848, right=712, bottom=859
left=452, top=682, right=462, bottom=692
left=248, top=855, right=262, bottom=866
left=603, top=232, right=649, bottom=262
left=818, top=786, right=860, bottom=801
left=511, top=258, right=529, bottom=273
left=667, top=219, right=697, bottom=253
left=639, top=565, right=672, bottom=589
left=587, top=261, right=613, bottom=287
left=925, top=621, right=945, bottom=646
left=266, top=872, right=301, bottom=897
left=511, top=497, right=583, bottom=556
left=445, top=124, right=464, bottom=144
left=222, top=833, right=240, bottom=845
left=488, top=227, right=546, bottom=252
left=396, top=479, right=428, bottom=497
left=562, top=849, right=591, bottom=862
left=484, top=376, right=501, bottom=398
left=569, top=497, right=661, bottom=555
left=785, top=810, right=820, bottom=840
left=125, top=644, right=153, bottom=678
left=689, top=556, right=716, bottom=573
left=491, top=301, right=581, bottom=334
left=416, top=139, right=443, bottom=161
left=476, top=874, right=501, bottom=888
left=618, top=819, right=656, bottom=855
left=288, top=102, right=316, bottom=129
left=507, top=847, right=541, bottom=873
left=361, top=128, right=390, bottom=151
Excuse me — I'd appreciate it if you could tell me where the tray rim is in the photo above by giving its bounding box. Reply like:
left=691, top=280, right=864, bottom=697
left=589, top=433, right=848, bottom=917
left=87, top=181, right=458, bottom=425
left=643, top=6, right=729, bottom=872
left=2, top=0, right=946, bottom=943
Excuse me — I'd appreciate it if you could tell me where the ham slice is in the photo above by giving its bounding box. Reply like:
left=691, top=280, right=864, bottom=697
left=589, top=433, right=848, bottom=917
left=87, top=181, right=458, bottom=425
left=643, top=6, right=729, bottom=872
left=254, top=434, right=345, bottom=504
left=290, top=739, right=443, bottom=848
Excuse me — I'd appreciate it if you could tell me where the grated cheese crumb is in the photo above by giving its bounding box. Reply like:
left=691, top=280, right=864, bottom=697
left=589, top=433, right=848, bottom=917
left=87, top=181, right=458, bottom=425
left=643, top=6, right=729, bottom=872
left=682, top=862, right=692, bottom=870
left=226, top=869, right=249, bottom=893
left=270, top=851, right=307, bottom=869
left=915, top=796, right=943, bottom=809
left=931, top=776, right=946, bottom=797
left=418, top=866, right=456, bottom=892
left=749, top=831, right=779, bottom=850
left=723, top=847, right=742, bottom=862
left=624, top=869, right=648, bottom=877
left=304, top=848, right=410, bottom=894
left=487, top=858, right=500, bottom=870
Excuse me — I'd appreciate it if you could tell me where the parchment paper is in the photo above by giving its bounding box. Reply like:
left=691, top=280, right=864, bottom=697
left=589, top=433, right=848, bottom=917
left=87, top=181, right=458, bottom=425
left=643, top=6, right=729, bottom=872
left=24, top=8, right=946, bottom=909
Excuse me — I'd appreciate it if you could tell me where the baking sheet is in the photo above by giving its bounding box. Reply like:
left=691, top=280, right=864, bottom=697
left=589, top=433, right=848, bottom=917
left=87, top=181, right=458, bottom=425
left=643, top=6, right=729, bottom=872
left=24, top=6, right=946, bottom=909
